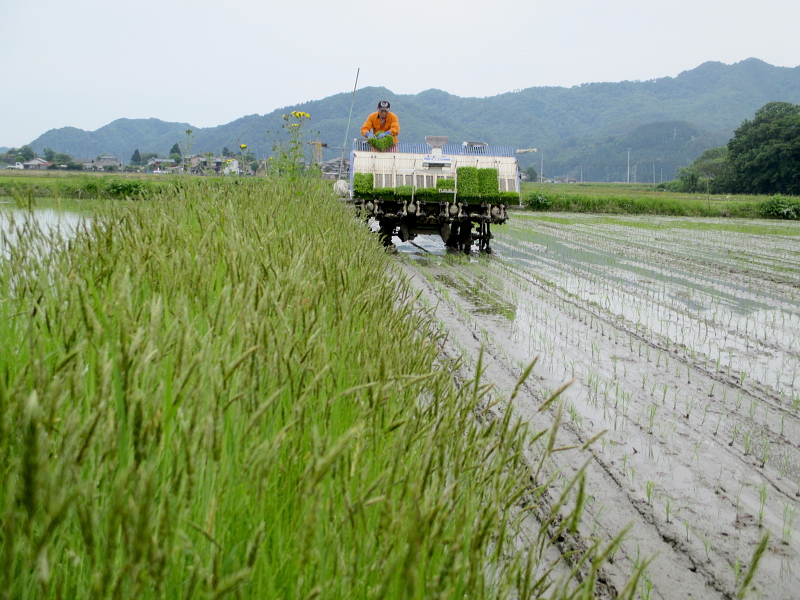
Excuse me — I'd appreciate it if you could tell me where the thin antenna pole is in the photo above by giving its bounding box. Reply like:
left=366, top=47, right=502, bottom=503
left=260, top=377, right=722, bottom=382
left=338, top=68, right=360, bottom=180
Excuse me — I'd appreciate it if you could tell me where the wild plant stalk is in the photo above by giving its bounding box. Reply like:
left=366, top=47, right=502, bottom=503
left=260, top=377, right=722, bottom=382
left=736, top=532, right=769, bottom=599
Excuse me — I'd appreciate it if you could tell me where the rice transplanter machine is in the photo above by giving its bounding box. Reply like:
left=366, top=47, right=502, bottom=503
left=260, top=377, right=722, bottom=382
left=349, top=136, right=520, bottom=252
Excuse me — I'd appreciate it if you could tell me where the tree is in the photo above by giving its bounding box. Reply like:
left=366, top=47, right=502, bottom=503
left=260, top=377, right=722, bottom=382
left=727, top=101, right=800, bottom=195
left=130, top=149, right=142, bottom=165
left=169, top=143, right=181, bottom=157
left=43, top=147, right=56, bottom=162
left=54, top=153, right=72, bottom=165
left=524, top=166, right=539, bottom=182
left=16, top=145, right=34, bottom=161
left=676, top=146, right=731, bottom=192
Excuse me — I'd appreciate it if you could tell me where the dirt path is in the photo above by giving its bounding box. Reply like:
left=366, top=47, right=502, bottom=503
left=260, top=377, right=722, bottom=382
left=392, top=215, right=800, bottom=600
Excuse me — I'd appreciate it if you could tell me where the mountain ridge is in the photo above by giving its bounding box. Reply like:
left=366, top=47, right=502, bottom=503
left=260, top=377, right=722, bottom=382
left=24, top=58, right=800, bottom=181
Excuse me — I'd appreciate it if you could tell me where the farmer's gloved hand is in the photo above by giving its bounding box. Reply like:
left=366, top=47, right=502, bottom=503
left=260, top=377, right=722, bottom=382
left=366, top=132, right=376, bottom=139
left=377, top=132, right=389, bottom=139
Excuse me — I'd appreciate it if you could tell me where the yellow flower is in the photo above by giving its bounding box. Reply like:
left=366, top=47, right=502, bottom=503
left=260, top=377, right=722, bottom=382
left=240, top=144, right=247, bottom=150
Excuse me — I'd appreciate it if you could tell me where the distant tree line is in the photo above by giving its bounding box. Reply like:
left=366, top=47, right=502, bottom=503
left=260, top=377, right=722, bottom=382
left=673, top=101, right=800, bottom=196
left=0, top=145, right=84, bottom=170
left=0, top=145, right=35, bottom=164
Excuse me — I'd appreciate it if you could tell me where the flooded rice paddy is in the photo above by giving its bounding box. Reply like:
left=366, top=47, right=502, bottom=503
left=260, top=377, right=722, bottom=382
left=1, top=201, right=86, bottom=257
left=396, top=213, right=800, bottom=599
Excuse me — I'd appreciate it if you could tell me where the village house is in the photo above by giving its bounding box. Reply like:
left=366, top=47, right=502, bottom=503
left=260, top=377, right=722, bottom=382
left=71, top=158, right=94, bottom=169
left=147, top=157, right=176, bottom=172
left=95, top=154, right=122, bottom=170
left=69, top=155, right=122, bottom=171
left=23, top=158, right=53, bottom=170
left=321, top=157, right=349, bottom=180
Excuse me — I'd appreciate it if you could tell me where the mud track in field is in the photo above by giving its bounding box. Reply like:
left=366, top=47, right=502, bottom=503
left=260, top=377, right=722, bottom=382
left=391, top=215, right=800, bottom=600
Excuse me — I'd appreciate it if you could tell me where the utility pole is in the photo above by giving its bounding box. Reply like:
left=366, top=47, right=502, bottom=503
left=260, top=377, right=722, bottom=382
left=627, top=148, right=631, bottom=184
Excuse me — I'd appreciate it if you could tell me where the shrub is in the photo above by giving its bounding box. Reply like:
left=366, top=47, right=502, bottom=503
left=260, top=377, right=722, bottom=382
left=525, top=192, right=552, bottom=210
left=106, top=179, right=152, bottom=198
left=436, top=178, right=455, bottom=191
left=74, top=177, right=105, bottom=197
left=760, top=194, right=800, bottom=219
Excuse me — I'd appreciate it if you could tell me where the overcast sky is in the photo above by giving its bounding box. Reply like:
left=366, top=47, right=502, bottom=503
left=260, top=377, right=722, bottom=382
left=2, top=0, right=799, bottom=148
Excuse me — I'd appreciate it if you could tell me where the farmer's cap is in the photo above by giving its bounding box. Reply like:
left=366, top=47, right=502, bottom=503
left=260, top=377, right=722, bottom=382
left=377, top=100, right=391, bottom=111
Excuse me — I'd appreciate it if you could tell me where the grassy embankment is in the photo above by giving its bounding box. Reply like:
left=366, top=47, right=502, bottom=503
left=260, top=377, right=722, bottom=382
left=521, top=182, right=798, bottom=218
left=0, top=177, right=637, bottom=599
left=0, top=170, right=176, bottom=203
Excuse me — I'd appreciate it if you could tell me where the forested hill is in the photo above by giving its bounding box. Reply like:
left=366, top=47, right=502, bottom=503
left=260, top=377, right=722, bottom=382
left=28, top=58, right=800, bottom=181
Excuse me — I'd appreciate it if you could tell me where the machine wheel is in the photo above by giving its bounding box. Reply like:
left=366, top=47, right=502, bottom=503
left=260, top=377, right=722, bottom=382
left=457, top=222, right=473, bottom=253
left=444, top=222, right=473, bottom=252
left=379, top=222, right=395, bottom=247
left=477, top=221, right=493, bottom=253
left=444, top=222, right=461, bottom=249
left=461, top=230, right=473, bottom=253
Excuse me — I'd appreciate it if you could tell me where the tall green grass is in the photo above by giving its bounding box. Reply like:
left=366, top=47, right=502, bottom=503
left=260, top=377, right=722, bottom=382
left=1, top=178, right=635, bottom=598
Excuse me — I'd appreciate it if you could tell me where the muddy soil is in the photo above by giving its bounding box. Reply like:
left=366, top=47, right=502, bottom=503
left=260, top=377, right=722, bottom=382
left=391, top=214, right=800, bottom=599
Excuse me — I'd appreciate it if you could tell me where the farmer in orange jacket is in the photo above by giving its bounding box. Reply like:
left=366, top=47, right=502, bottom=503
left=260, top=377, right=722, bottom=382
left=361, top=100, right=400, bottom=144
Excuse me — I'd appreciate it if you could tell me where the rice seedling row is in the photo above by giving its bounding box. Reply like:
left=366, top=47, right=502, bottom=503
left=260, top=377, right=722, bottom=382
left=396, top=213, right=800, bottom=599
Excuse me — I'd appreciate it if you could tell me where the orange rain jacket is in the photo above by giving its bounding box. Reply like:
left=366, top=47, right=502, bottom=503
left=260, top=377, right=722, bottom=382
left=361, top=111, right=400, bottom=143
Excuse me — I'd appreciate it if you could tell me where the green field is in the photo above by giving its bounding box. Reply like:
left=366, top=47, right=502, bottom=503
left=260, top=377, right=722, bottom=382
left=519, top=182, right=791, bottom=218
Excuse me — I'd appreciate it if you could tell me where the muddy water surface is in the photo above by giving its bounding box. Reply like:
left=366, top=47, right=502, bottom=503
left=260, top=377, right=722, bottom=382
left=394, top=214, right=800, bottom=600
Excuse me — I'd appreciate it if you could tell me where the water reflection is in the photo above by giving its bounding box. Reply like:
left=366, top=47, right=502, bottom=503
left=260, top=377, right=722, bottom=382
left=1, top=205, right=87, bottom=257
